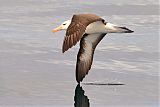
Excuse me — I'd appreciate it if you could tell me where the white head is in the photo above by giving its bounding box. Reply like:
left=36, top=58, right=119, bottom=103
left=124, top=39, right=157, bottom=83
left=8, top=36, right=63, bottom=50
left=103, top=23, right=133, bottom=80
left=52, top=20, right=71, bottom=32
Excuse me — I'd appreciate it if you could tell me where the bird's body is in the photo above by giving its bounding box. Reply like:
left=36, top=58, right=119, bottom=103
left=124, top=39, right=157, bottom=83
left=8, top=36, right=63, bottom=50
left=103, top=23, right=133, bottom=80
left=85, top=21, right=106, bottom=33
left=52, top=13, right=133, bottom=83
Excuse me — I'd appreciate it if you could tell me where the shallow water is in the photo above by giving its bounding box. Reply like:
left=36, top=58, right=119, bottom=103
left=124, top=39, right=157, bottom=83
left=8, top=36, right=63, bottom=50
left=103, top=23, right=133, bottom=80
left=0, top=0, right=159, bottom=107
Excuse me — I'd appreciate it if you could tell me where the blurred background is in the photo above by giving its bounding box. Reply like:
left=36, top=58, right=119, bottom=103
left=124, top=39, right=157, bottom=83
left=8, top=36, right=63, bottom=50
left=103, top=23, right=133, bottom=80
left=0, top=0, right=159, bottom=107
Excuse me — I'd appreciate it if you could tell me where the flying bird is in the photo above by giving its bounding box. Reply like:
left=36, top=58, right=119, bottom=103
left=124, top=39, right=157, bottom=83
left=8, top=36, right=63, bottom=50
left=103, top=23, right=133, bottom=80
left=52, top=13, right=133, bottom=83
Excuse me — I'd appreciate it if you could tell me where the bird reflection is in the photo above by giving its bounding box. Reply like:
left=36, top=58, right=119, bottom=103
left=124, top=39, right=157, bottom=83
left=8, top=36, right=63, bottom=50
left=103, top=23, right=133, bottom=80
left=74, top=84, right=90, bottom=107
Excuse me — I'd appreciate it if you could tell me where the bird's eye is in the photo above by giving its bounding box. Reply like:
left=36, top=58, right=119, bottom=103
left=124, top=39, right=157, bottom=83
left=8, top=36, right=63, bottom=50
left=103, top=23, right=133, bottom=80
left=63, top=23, right=66, bottom=25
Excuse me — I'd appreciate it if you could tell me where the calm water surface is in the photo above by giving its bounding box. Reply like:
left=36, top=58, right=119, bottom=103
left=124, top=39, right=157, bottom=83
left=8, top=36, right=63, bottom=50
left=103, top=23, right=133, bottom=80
left=0, top=0, right=159, bottom=107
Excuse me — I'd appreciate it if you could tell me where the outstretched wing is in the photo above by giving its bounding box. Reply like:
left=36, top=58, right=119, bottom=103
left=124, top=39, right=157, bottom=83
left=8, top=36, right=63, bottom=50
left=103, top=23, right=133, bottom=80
left=76, top=33, right=106, bottom=83
left=62, top=14, right=104, bottom=53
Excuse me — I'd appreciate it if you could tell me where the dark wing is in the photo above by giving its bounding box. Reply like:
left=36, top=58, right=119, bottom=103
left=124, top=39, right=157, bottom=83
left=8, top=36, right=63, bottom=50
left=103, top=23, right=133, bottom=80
left=76, top=33, right=106, bottom=83
left=62, top=14, right=104, bottom=53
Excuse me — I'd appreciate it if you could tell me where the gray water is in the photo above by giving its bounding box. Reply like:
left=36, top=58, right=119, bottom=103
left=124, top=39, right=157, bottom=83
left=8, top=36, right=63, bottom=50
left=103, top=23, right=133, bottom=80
left=0, top=0, right=159, bottom=107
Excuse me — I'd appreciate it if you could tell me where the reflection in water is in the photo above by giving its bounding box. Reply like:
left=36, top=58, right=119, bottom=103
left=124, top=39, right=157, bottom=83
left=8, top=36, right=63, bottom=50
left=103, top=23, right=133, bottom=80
left=74, top=84, right=90, bottom=107
left=83, top=82, right=125, bottom=85
left=74, top=83, right=125, bottom=107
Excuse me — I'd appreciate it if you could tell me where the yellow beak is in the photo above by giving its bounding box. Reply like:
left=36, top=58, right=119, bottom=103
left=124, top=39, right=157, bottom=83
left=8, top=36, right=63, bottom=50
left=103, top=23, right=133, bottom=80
left=52, top=25, right=63, bottom=33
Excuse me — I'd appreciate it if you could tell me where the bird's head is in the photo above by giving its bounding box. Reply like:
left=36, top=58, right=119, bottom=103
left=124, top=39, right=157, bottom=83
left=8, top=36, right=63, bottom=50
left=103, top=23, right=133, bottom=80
left=52, top=20, right=71, bottom=32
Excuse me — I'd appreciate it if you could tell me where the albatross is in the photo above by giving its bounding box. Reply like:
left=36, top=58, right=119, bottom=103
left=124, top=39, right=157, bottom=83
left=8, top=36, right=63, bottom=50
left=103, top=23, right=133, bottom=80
left=52, top=13, right=133, bottom=83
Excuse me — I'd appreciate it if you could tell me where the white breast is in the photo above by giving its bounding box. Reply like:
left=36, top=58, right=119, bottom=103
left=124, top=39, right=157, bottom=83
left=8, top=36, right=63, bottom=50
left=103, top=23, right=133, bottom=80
left=85, top=21, right=106, bottom=34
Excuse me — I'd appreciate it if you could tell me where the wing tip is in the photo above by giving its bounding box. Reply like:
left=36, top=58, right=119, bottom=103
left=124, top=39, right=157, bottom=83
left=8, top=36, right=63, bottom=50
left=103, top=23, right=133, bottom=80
left=76, top=67, right=88, bottom=84
left=62, top=49, right=65, bottom=53
left=76, top=77, right=83, bottom=83
left=62, top=46, right=69, bottom=53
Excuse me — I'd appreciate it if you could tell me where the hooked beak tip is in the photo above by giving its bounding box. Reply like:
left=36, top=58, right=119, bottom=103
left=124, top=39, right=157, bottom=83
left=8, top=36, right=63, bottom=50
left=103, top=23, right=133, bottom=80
left=52, top=29, right=58, bottom=33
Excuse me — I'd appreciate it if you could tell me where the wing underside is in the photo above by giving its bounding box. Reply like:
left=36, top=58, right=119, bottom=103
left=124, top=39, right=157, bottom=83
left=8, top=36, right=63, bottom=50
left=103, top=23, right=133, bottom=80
left=76, top=33, right=106, bottom=83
